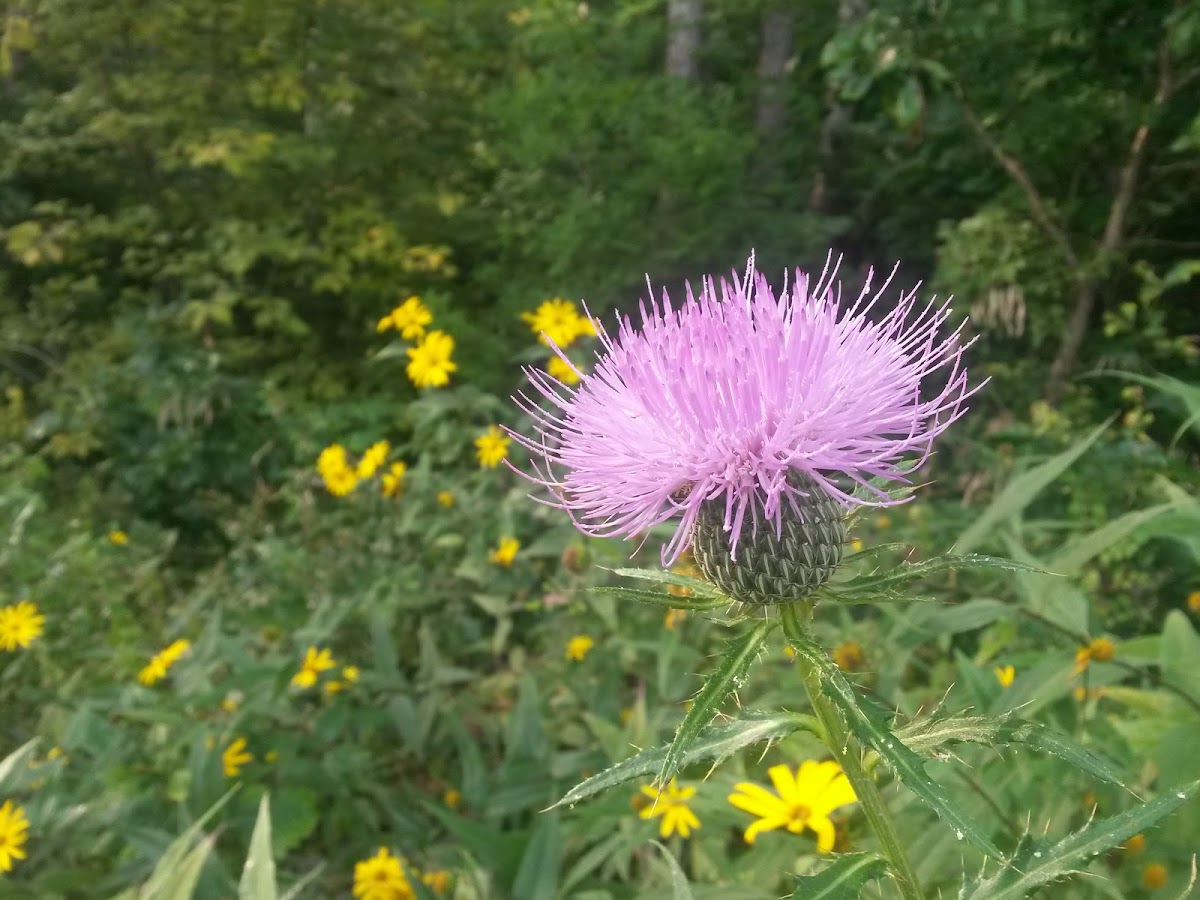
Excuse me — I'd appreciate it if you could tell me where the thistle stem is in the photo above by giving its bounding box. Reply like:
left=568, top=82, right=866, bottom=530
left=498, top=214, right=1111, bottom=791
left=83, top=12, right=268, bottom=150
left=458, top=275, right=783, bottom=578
left=781, top=602, right=925, bottom=900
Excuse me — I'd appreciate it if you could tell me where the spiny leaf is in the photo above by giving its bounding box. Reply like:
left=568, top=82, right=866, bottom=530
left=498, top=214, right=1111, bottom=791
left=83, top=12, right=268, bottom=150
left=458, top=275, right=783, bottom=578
left=787, top=633, right=1004, bottom=859
left=587, top=585, right=726, bottom=610
left=790, top=853, right=889, bottom=899
left=603, top=567, right=723, bottom=597
left=960, top=780, right=1200, bottom=900
left=658, top=619, right=776, bottom=786
left=550, top=710, right=814, bottom=810
left=839, top=553, right=1047, bottom=594
left=895, top=713, right=1125, bottom=786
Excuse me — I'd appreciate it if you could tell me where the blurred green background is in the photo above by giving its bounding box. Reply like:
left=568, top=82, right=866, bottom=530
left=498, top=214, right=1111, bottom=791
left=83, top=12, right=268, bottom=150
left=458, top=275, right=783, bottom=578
left=0, top=1, right=1198, bottom=897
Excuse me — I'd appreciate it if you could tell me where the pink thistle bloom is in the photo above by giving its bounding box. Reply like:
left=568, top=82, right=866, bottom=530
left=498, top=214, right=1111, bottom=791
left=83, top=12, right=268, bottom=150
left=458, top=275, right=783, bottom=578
left=510, top=253, right=978, bottom=567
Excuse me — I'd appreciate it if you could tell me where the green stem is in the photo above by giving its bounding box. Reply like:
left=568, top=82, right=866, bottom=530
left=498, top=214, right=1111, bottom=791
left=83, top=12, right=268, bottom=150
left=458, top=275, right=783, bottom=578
left=781, top=602, right=925, bottom=900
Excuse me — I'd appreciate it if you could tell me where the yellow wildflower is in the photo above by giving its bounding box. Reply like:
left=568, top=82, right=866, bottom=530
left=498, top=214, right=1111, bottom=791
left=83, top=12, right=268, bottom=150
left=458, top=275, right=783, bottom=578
left=1142, top=862, right=1168, bottom=889
left=326, top=680, right=345, bottom=694
left=850, top=538, right=863, bottom=553
left=378, top=295, right=433, bottom=340
left=406, top=330, right=457, bottom=389
left=546, top=355, right=581, bottom=385
left=137, top=639, right=191, bottom=686
left=221, top=693, right=241, bottom=713
left=522, top=298, right=580, bottom=347
left=832, top=642, right=864, bottom=671
left=325, top=664, right=359, bottom=694
left=222, top=737, right=253, bottom=778
left=994, top=665, right=1015, bottom=688
left=443, top=787, right=461, bottom=809
left=874, top=514, right=891, bottom=529
left=474, top=426, right=510, bottom=468
left=423, top=870, right=451, bottom=893
left=638, top=779, right=700, bottom=839
left=1123, top=833, right=1146, bottom=853
left=664, top=608, right=687, bottom=630
left=108, top=529, right=128, bottom=546
left=381, top=461, right=407, bottom=498
left=353, top=847, right=413, bottom=900
left=0, top=800, right=29, bottom=873
left=265, top=749, right=279, bottom=764
left=1188, top=591, right=1200, bottom=613
left=1073, top=636, right=1116, bottom=674
left=292, top=646, right=337, bottom=688
left=317, top=444, right=349, bottom=477
left=728, top=760, right=858, bottom=851
left=317, top=444, right=359, bottom=496
left=489, top=536, right=519, bottom=568
left=357, top=440, right=390, bottom=478
left=343, top=665, right=360, bottom=683
left=1088, top=637, right=1115, bottom=662
left=437, top=490, right=455, bottom=507
left=565, top=635, right=594, bottom=662
left=0, top=600, right=44, bottom=652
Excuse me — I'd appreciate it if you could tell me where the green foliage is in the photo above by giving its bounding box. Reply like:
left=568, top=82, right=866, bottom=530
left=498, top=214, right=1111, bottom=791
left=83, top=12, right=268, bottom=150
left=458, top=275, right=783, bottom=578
left=790, top=853, right=889, bottom=899
left=0, top=0, right=1197, bottom=897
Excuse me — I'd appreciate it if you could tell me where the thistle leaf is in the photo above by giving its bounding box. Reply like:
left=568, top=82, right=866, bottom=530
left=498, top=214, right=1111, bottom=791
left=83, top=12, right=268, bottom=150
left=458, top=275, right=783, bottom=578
left=960, top=780, right=1200, bottom=900
left=896, top=713, right=1125, bottom=786
left=839, top=554, right=1047, bottom=594
left=587, top=585, right=726, bottom=610
left=787, top=633, right=1004, bottom=859
left=657, top=619, right=776, bottom=785
left=790, top=853, right=889, bottom=899
left=604, top=567, right=723, bottom=597
left=550, top=709, right=813, bottom=810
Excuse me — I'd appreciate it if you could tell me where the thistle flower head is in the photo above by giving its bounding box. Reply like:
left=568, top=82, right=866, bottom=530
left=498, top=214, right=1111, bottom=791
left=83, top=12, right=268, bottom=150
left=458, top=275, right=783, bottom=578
left=511, top=253, right=976, bottom=579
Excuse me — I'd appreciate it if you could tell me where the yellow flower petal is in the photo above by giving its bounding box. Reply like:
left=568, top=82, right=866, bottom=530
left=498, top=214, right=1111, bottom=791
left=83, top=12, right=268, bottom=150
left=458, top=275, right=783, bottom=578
left=743, top=814, right=789, bottom=845
left=810, top=814, right=837, bottom=854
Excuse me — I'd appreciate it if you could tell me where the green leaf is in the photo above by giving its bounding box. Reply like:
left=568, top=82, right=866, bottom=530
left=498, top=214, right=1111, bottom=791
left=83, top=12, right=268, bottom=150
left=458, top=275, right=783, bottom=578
left=550, top=710, right=816, bottom=809
left=790, top=853, right=889, bottom=899
left=156, top=834, right=216, bottom=900
left=833, top=553, right=1045, bottom=596
left=1049, top=501, right=1186, bottom=575
left=787, top=633, right=1004, bottom=859
left=604, top=567, right=722, bottom=597
left=960, top=780, right=1200, bottom=899
left=271, top=787, right=318, bottom=855
left=0, top=739, right=38, bottom=789
left=895, top=714, right=1124, bottom=785
left=657, top=619, right=776, bottom=786
left=138, top=789, right=238, bottom=899
left=651, top=841, right=694, bottom=900
left=587, top=585, right=726, bottom=610
left=954, top=418, right=1112, bottom=554
left=1160, top=611, right=1200, bottom=700
left=239, top=795, right=278, bottom=900
left=510, top=814, right=561, bottom=900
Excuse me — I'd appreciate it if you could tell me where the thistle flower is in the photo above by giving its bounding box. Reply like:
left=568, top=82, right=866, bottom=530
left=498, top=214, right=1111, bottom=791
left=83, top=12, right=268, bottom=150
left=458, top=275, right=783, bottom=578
left=511, top=254, right=975, bottom=604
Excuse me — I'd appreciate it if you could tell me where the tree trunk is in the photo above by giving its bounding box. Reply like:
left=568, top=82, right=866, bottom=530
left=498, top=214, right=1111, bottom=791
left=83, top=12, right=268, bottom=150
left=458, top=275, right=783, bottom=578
left=665, top=0, right=702, bottom=81
left=755, top=9, right=792, bottom=134
left=810, top=0, right=867, bottom=211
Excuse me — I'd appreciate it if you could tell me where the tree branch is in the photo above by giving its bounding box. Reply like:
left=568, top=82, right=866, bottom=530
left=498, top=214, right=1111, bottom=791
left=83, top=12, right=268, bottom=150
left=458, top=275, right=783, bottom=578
left=954, top=87, right=1079, bottom=270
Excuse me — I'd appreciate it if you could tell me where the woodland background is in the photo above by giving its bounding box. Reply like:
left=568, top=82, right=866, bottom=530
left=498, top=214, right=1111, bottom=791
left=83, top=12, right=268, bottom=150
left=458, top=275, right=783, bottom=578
left=0, top=1, right=1199, bottom=898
